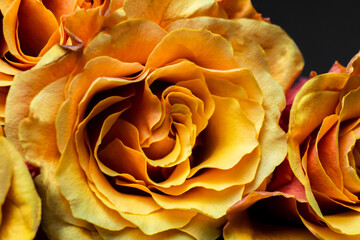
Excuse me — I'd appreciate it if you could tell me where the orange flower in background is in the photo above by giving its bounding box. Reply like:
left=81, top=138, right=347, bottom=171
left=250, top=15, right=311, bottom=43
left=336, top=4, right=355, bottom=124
left=0, top=136, right=41, bottom=240
left=0, top=0, right=107, bottom=123
left=224, top=54, right=360, bottom=240
left=286, top=53, right=360, bottom=239
left=5, top=0, right=303, bottom=239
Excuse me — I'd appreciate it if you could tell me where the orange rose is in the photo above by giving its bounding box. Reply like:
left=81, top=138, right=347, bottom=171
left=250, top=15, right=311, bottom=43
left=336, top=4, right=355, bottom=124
left=0, top=0, right=107, bottom=123
left=0, top=136, right=41, bottom=240
left=286, top=53, right=360, bottom=239
left=225, top=55, right=360, bottom=239
left=6, top=1, right=303, bottom=239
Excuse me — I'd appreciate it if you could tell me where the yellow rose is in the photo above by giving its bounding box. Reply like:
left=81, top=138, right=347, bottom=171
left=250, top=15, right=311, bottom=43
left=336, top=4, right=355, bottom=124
left=0, top=136, right=41, bottom=240
left=5, top=1, right=303, bottom=239
left=0, top=0, right=107, bottom=123
left=286, top=53, right=360, bottom=239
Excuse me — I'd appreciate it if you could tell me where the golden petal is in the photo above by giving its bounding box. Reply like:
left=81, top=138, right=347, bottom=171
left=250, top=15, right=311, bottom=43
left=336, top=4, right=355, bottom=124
left=153, top=147, right=260, bottom=195
left=218, top=0, right=264, bottom=20
left=180, top=213, right=225, bottom=240
left=82, top=19, right=167, bottom=65
left=41, top=0, right=78, bottom=22
left=64, top=7, right=104, bottom=47
left=146, top=28, right=239, bottom=70
left=18, top=77, right=67, bottom=166
left=5, top=45, right=78, bottom=152
left=119, top=209, right=196, bottom=235
left=151, top=185, right=244, bottom=219
left=289, top=73, right=348, bottom=144
left=56, top=139, right=131, bottom=231
left=4, top=0, right=58, bottom=59
left=167, top=17, right=303, bottom=92
left=190, top=95, right=258, bottom=175
left=123, top=0, right=226, bottom=27
left=96, top=227, right=193, bottom=240
left=300, top=214, right=360, bottom=240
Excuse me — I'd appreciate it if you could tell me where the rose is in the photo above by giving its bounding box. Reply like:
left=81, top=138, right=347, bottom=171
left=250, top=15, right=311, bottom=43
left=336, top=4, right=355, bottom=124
left=0, top=136, right=41, bottom=240
left=286, top=53, right=360, bottom=239
left=0, top=0, right=106, bottom=123
left=5, top=1, right=303, bottom=239
left=0, top=0, right=107, bottom=70
left=223, top=76, right=316, bottom=239
left=224, top=55, right=360, bottom=239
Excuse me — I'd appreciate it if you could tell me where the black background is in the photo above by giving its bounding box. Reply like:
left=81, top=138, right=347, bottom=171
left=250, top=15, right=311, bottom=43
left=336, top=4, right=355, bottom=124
left=252, top=1, right=360, bottom=76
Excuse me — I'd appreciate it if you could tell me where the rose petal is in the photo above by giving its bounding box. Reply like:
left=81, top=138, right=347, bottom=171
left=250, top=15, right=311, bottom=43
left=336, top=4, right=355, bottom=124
left=153, top=147, right=260, bottom=195
left=289, top=73, right=348, bottom=144
left=151, top=185, right=245, bottom=219
left=3, top=0, right=58, bottom=59
left=167, top=17, right=303, bottom=92
left=5, top=45, right=78, bottom=152
left=190, top=95, right=258, bottom=174
left=0, top=137, right=41, bottom=239
left=42, top=0, right=77, bottom=22
left=82, top=19, right=167, bottom=65
left=123, top=0, right=226, bottom=27
left=180, top=213, right=225, bottom=240
left=96, top=227, right=192, bottom=240
left=301, top=215, right=360, bottom=240
left=64, top=7, right=104, bottom=47
left=146, top=28, right=239, bottom=70
left=56, top=139, right=133, bottom=231
left=119, top=209, right=196, bottom=235
left=218, top=0, right=264, bottom=19
left=18, top=77, right=66, bottom=166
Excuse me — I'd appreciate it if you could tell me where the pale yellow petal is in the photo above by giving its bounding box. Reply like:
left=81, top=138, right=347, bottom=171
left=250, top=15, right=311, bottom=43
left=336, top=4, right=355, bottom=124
left=0, top=137, right=41, bottom=240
